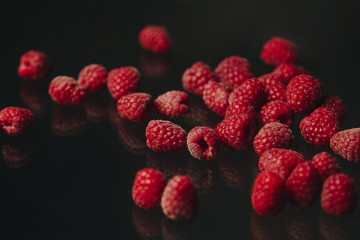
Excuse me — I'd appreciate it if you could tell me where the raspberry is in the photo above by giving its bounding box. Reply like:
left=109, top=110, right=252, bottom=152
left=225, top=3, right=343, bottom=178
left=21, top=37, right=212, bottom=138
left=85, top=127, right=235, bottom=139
left=225, top=101, right=256, bottom=118
left=215, top=113, right=256, bottom=151
left=182, top=62, right=217, bottom=95
left=253, top=122, right=294, bottom=155
left=51, top=106, right=87, bottom=136
left=107, top=67, right=141, bottom=100
left=300, top=107, right=339, bottom=147
left=187, top=126, right=219, bottom=161
left=48, top=76, right=87, bottom=105
left=202, top=81, right=229, bottom=116
left=251, top=171, right=286, bottom=215
left=321, top=96, right=346, bottom=123
left=18, top=50, right=51, bottom=81
left=259, top=100, right=293, bottom=127
left=285, top=161, right=321, bottom=207
left=273, top=63, right=308, bottom=84
left=321, top=173, right=356, bottom=216
left=117, top=93, right=154, bottom=122
left=154, top=91, right=189, bottom=118
left=286, top=74, right=322, bottom=114
left=228, top=78, right=265, bottom=108
left=161, top=175, right=198, bottom=220
left=78, top=64, right=108, bottom=92
left=139, top=25, right=170, bottom=53
left=132, top=168, right=167, bottom=210
left=260, top=37, right=297, bottom=66
left=258, top=73, right=286, bottom=89
left=312, top=152, right=340, bottom=180
left=259, top=148, right=305, bottom=179
left=0, top=107, right=34, bottom=136
left=146, top=120, right=187, bottom=152
left=264, top=83, right=287, bottom=102
left=330, top=128, right=360, bottom=162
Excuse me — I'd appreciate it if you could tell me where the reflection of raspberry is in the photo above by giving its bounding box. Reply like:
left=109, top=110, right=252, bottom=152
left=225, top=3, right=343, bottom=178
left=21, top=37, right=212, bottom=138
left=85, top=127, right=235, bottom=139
left=51, top=106, right=87, bottom=136
left=139, top=25, right=170, bottom=53
left=18, top=50, right=51, bottom=81
left=82, top=94, right=108, bottom=122
left=330, top=128, right=360, bottom=162
left=186, top=159, right=218, bottom=194
left=132, top=207, right=162, bottom=238
left=48, top=76, right=87, bottom=105
left=107, top=67, right=141, bottom=100
left=259, top=100, right=293, bottom=127
left=1, top=137, right=36, bottom=168
left=260, top=37, right=297, bottom=66
left=155, top=91, right=189, bottom=118
left=146, top=151, right=187, bottom=179
left=78, top=64, right=108, bottom=92
left=140, top=53, right=169, bottom=77
left=321, top=96, right=346, bottom=123
left=20, top=83, right=50, bottom=114
left=187, top=127, right=219, bottom=161
left=202, top=81, right=229, bottom=116
left=273, top=63, right=308, bottom=84
left=0, top=107, right=34, bottom=136
left=225, top=101, right=256, bottom=118
left=228, top=78, right=265, bottom=108
left=117, top=93, right=154, bottom=122
left=182, top=62, right=217, bottom=95
left=312, top=152, right=340, bottom=181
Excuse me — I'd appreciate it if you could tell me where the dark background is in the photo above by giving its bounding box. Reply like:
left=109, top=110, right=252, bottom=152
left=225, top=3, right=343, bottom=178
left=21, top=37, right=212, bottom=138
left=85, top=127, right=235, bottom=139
left=0, top=0, right=359, bottom=239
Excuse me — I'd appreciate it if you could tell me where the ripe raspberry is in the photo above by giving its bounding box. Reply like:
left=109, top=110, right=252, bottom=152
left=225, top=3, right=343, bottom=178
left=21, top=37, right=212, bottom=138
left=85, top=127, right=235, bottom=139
left=154, top=91, right=189, bottom=118
left=258, top=73, right=286, bottom=89
left=0, top=107, right=34, bottom=136
left=253, top=122, right=294, bottom=155
left=182, top=62, right=217, bottom=95
left=107, top=67, right=141, bottom=100
left=251, top=171, right=286, bottom=215
left=161, top=175, right=198, bottom=220
left=330, top=128, right=360, bottom=162
left=300, top=107, right=339, bottom=147
left=264, top=83, right=287, bottom=102
left=260, top=37, right=297, bottom=66
left=273, top=63, right=308, bottom=84
left=321, top=96, right=346, bottom=123
left=187, top=127, right=219, bottom=161
left=259, top=100, right=293, bottom=127
left=48, top=76, right=87, bottom=105
left=202, top=81, right=229, bottom=116
left=117, top=93, right=154, bottom=122
left=259, top=148, right=305, bottom=179
left=18, top=50, right=51, bottom=81
left=132, top=168, right=167, bottom=210
left=312, top=152, right=340, bottom=180
left=286, top=74, right=322, bottom=114
left=146, top=120, right=187, bottom=152
left=215, top=113, right=256, bottom=151
left=139, top=25, right=170, bottom=53
left=285, top=161, right=321, bottom=207
left=225, top=101, right=256, bottom=118
left=78, top=64, right=108, bottom=92
left=321, top=173, right=356, bottom=216
left=228, top=78, right=265, bottom=108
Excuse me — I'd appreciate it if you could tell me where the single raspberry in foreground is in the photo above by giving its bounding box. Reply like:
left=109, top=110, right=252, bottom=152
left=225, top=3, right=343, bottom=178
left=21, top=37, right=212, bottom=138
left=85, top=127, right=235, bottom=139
left=18, top=50, right=51, bottom=81
left=0, top=107, right=34, bottom=136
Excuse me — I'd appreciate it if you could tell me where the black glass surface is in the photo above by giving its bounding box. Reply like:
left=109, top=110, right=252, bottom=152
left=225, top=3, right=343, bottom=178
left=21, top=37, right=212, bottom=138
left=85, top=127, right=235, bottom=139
left=0, top=0, right=359, bottom=239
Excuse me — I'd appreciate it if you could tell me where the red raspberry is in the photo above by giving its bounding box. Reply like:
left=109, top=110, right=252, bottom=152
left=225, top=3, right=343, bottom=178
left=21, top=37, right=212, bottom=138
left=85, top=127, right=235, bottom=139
left=78, top=64, right=108, bottom=92
left=18, top=50, right=51, bottom=81
left=132, top=168, right=167, bottom=210
left=312, top=152, right=340, bottom=180
left=300, top=107, right=339, bottom=147
left=258, top=73, right=286, bottom=89
left=146, top=120, right=187, bottom=152
left=107, top=67, right=141, bottom=100
left=285, top=161, right=321, bottom=207
left=117, top=93, right=154, bottom=122
left=253, top=122, right=294, bottom=155
left=161, top=175, right=198, bottom=220
left=187, top=126, right=219, bottom=161
left=225, top=101, right=256, bottom=118
left=154, top=91, right=189, bottom=118
left=330, top=128, right=360, bottom=162
left=321, top=173, right=356, bottom=216
left=215, top=113, right=256, bottom=151
left=259, top=148, right=305, bottom=179
left=139, top=25, right=170, bottom=53
left=321, top=96, right=346, bottom=123
left=264, top=83, right=287, bottom=102
left=0, top=107, right=34, bottom=136
left=228, top=78, right=265, bottom=108
left=48, top=76, right=87, bottom=105
left=286, top=74, right=322, bottom=114
left=259, top=100, right=293, bottom=127
left=251, top=171, right=286, bottom=215
left=260, top=37, right=297, bottom=66
left=182, top=62, right=217, bottom=95
left=273, top=63, right=308, bottom=84
left=202, top=81, right=229, bottom=116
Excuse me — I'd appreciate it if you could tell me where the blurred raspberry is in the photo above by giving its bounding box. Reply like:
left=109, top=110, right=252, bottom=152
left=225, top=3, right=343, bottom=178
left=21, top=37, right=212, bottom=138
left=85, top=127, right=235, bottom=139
left=51, top=105, right=87, bottom=136
left=0, top=107, right=34, bottom=136
left=260, top=37, right=297, bottom=65
left=18, top=50, right=51, bottom=81
left=78, top=64, right=108, bottom=92
left=321, top=96, right=346, bottom=123
left=1, top=136, right=36, bottom=168
left=139, top=25, right=170, bottom=53
left=273, top=63, right=308, bottom=84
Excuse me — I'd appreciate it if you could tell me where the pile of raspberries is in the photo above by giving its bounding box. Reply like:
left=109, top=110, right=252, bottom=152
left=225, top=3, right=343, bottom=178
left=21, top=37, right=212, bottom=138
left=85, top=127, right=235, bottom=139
left=9, top=25, right=359, bottom=220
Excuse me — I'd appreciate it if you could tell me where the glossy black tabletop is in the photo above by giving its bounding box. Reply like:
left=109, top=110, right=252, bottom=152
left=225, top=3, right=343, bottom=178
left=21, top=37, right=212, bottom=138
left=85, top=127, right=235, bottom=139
left=0, top=0, right=359, bottom=239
